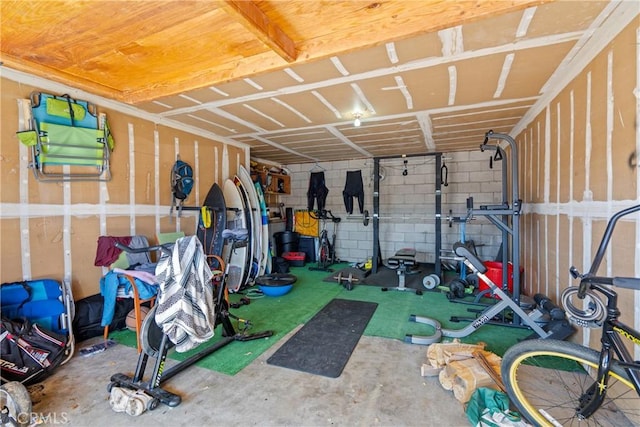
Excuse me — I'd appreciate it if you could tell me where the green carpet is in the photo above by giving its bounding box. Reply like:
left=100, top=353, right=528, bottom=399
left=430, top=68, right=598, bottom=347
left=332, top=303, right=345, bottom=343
left=109, top=263, right=531, bottom=375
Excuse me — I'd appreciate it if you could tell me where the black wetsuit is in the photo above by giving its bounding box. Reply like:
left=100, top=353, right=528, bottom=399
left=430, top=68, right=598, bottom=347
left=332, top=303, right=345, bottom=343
left=307, top=172, right=329, bottom=211
left=343, top=170, right=364, bottom=214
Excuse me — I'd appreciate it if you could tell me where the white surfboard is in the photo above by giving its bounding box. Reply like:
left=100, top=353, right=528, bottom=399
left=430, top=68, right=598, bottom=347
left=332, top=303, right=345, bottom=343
left=234, top=175, right=256, bottom=286
left=253, top=175, right=271, bottom=274
left=238, top=165, right=264, bottom=278
left=222, top=179, right=248, bottom=293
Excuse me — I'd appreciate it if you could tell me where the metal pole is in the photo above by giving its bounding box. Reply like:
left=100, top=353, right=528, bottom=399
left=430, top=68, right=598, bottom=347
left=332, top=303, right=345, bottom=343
left=435, top=153, right=442, bottom=278
left=372, top=158, right=380, bottom=273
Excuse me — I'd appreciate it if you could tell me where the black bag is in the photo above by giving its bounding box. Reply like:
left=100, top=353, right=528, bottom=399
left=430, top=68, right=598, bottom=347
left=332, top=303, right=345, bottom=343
left=0, top=318, right=68, bottom=385
left=170, top=159, right=194, bottom=218
left=171, top=160, right=194, bottom=201
left=71, top=294, right=134, bottom=342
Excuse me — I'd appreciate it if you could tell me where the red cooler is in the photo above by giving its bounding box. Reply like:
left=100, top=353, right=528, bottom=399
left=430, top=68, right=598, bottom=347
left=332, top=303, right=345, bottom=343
left=479, top=261, right=523, bottom=298
left=282, top=252, right=306, bottom=267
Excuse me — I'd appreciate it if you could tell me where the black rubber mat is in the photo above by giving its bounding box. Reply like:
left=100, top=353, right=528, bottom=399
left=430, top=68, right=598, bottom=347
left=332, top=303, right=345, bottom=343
left=362, top=263, right=436, bottom=289
left=267, top=299, right=378, bottom=378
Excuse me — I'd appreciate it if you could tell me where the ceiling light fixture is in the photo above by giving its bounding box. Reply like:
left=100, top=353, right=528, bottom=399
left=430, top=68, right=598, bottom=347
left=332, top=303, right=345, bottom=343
left=353, top=112, right=362, bottom=127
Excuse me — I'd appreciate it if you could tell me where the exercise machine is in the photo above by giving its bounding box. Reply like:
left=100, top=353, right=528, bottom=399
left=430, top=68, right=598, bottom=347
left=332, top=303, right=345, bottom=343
left=370, top=153, right=443, bottom=277
left=473, top=131, right=523, bottom=313
left=308, top=209, right=341, bottom=273
left=381, top=248, right=423, bottom=295
left=108, top=229, right=273, bottom=410
left=435, top=199, right=479, bottom=297
left=405, top=243, right=574, bottom=345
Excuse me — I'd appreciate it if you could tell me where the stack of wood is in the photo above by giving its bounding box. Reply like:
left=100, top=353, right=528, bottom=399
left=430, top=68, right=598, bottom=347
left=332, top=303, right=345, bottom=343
left=421, top=340, right=505, bottom=403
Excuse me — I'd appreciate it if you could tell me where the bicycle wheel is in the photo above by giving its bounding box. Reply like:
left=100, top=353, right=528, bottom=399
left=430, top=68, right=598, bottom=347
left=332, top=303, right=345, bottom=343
left=320, top=238, right=329, bottom=266
left=318, top=231, right=329, bottom=264
left=502, top=339, right=639, bottom=426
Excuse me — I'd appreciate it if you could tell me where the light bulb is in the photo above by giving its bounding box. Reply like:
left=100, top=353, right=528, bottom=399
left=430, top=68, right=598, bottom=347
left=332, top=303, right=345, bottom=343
left=354, top=117, right=361, bottom=127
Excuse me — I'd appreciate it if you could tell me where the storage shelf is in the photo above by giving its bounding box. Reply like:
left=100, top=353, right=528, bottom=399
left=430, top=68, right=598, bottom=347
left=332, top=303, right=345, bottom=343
left=252, top=170, right=290, bottom=195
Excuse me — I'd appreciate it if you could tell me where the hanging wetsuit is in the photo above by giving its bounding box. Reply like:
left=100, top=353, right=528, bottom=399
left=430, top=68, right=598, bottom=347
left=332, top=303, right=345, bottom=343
left=343, top=170, right=364, bottom=214
left=307, top=171, right=329, bottom=211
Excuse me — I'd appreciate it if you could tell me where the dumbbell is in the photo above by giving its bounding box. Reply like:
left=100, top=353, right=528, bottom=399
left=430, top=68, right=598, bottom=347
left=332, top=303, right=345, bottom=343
left=334, top=272, right=359, bottom=291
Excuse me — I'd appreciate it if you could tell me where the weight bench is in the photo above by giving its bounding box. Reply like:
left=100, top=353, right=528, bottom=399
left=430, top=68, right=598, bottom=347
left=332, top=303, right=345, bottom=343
left=382, top=249, right=422, bottom=295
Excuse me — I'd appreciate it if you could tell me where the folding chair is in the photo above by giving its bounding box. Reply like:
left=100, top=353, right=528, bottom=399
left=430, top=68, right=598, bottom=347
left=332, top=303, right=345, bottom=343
left=97, top=236, right=157, bottom=354
left=16, top=92, right=113, bottom=182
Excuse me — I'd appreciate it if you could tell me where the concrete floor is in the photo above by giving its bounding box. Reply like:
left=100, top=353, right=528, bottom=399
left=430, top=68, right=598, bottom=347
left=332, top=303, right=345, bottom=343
left=29, top=327, right=471, bottom=426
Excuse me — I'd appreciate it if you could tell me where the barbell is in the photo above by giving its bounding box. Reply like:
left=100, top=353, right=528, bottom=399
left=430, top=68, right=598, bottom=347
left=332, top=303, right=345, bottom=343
left=348, top=209, right=462, bottom=227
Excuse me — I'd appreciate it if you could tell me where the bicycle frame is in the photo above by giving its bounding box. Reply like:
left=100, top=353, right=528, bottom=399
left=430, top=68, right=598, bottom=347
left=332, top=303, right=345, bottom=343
left=570, top=204, right=640, bottom=418
left=578, top=279, right=640, bottom=419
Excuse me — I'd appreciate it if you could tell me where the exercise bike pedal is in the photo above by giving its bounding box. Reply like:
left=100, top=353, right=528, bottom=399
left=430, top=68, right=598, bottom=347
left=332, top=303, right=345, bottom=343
left=109, top=373, right=181, bottom=408
left=234, top=330, right=274, bottom=341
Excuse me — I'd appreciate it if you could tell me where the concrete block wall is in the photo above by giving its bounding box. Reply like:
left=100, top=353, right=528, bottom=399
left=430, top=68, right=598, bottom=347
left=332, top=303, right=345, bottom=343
left=279, top=149, right=506, bottom=265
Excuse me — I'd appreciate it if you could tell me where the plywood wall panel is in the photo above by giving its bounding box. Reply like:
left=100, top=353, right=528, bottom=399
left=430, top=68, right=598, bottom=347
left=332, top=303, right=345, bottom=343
left=548, top=104, right=559, bottom=203
left=611, top=23, right=638, bottom=200
left=197, top=144, right=218, bottom=189
left=545, top=217, right=558, bottom=301
left=567, top=73, right=588, bottom=202
left=570, top=218, right=585, bottom=277
left=132, top=123, right=157, bottom=206
left=133, top=216, right=157, bottom=247
left=0, top=79, right=22, bottom=204
left=227, top=145, right=244, bottom=180
left=69, top=181, right=100, bottom=204
left=105, top=215, right=135, bottom=237
left=587, top=54, right=609, bottom=202
left=0, top=219, right=22, bottom=282
left=27, top=179, right=64, bottom=206
left=555, top=90, right=573, bottom=203
left=517, top=19, right=639, bottom=348
left=1, top=75, right=243, bottom=304
left=528, top=119, right=543, bottom=203
left=100, top=110, right=135, bottom=205
left=157, top=128, right=176, bottom=209
left=556, top=214, right=572, bottom=292
left=28, top=216, right=65, bottom=278
left=70, top=216, right=101, bottom=299
left=611, top=220, right=637, bottom=277
left=570, top=216, right=586, bottom=345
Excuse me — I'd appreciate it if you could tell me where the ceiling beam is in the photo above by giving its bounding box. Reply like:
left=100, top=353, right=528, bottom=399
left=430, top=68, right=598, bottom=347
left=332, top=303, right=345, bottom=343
left=222, top=0, right=297, bottom=63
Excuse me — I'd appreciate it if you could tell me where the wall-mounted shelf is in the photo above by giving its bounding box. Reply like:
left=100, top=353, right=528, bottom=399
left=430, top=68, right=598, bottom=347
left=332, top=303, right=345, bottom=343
left=252, top=170, right=290, bottom=195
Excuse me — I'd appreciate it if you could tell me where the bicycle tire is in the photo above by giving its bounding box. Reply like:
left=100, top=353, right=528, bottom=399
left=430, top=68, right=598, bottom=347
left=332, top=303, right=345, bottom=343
left=318, top=231, right=330, bottom=264
left=501, top=339, right=639, bottom=427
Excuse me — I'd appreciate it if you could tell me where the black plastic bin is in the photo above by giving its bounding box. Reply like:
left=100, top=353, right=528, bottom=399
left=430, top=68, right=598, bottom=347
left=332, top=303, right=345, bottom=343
left=299, top=236, right=317, bottom=263
left=274, top=231, right=300, bottom=257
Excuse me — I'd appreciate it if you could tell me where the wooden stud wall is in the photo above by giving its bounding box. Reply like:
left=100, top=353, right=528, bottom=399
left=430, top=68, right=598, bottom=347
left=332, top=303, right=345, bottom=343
left=0, top=78, right=244, bottom=300
left=517, top=20, right=639, bottom=353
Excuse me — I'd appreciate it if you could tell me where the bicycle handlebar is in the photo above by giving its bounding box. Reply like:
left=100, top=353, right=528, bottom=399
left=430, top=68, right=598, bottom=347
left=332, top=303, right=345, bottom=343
left=573, top=204, right=640, bottom=298
left=612, top=277, right=640, bottom=290
left=309, top=209, right=341, bottom=222
left=588, top=204, right=640, bottom=276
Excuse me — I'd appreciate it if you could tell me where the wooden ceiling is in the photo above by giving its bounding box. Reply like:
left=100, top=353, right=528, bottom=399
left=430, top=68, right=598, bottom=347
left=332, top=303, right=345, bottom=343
left=0, top=1, right=627, bottom=164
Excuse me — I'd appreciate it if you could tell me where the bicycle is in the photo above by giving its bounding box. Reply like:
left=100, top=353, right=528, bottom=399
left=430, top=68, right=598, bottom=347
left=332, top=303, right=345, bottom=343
left=308, top=209, right=341, bottom=272
left=501, top=204, right=640, bottom=426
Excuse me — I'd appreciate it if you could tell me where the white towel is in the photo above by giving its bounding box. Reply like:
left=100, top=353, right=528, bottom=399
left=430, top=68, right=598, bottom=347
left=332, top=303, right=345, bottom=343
left=154, top=235, right=215, bottom=352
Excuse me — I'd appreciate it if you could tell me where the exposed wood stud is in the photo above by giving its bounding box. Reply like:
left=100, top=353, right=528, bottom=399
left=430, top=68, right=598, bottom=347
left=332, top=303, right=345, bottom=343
left=222, top=0, right=297, bottom=63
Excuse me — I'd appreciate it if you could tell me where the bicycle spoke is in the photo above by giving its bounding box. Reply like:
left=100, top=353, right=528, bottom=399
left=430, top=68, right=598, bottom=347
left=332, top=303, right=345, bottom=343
left=502, top=341, right=639, bottom=427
